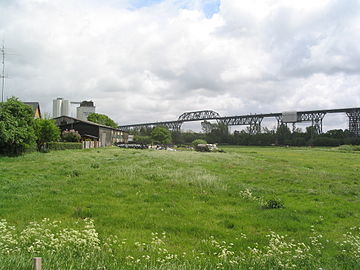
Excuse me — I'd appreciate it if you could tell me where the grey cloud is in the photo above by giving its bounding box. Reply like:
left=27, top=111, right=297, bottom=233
left=0, top=0, right=359, bottom=130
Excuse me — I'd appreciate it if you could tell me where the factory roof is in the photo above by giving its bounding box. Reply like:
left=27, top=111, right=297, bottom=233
left=53, top=115, right=124, bottom=131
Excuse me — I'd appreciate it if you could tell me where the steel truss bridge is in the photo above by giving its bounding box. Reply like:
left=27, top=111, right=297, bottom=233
left=118, top=107, right=360, bottom=136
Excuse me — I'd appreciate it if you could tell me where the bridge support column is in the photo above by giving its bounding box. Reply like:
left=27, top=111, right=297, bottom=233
left=346, top=110, right=360, bottom=136
left=249, top=117, right=263, bottom=134
left=312, top=117, right=323, bottom=134
left=275, top=116, right=283, bottom=129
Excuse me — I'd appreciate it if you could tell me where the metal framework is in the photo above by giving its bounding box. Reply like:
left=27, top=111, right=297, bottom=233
left=118, top=107, right=360, bottom=136
left=120, top=121, right=183, bottom=132
left=178, top=110, right=221, bottom=121
left=298, top=112, right=326, bottom=134
left=220, top=115, right=264, bottom=134
left=346, top=109, right=360, bottom=136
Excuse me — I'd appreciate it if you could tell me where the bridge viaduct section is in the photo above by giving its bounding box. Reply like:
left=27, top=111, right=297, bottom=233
left=118, top=107, right=360, bottom=136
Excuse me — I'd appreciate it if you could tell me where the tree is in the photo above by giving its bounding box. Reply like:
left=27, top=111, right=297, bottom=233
left=276, top=123, right=291, bottom=145
left=205, top=122, right=229, bottom=144
left=151, top=126, right=172, bottom=144
left=201, top=120, right=217, bottom=134
left=134, top=135, right=152, bottom=144
left=0, top=97, right=35, bottom=155
left=33, top=118, right=61, bottom=151
left=87, top=113, right=117, bottom=128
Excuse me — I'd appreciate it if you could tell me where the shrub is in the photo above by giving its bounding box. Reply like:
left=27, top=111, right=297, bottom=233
left=192, top=139, right=207, bottom=147
left=47, top=142, right=82, bottom=151
left=0, top=97, right=35, bottom=155
left=312, top=137, right=341, bottom=146
left=151, top=126, right=172, bottom=144
left=262, top=199, right=284, bottom=209
left=62, top=129, right=81, bottom=142
left=134, top=135, right=152, bottom=144
left=34, top=118, right=61, bottom=151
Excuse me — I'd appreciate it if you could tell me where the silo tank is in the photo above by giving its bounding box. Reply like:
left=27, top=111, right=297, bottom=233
left=53, top=99, right=62, bottom=118
left=61, top=100, right=70, bottom=116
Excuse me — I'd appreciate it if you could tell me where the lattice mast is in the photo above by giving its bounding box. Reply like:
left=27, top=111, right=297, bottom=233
left=1, top=42, right=5, bottom=103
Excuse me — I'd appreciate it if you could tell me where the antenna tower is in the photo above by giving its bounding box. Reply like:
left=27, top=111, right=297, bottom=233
left=1, top=42, right=5, bottom=103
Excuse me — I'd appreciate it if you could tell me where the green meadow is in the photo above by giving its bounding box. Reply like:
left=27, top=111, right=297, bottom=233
left=0, top=146, right=359, bottom=269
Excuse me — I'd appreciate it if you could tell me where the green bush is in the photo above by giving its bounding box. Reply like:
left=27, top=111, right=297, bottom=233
left=47, top=142, right=82, bottom=151
left=134, top=135, right=152, bottom=144
left=262, top=199, right=284, bottom=209
left=312, top=137, right=341, bottom=146
left=0, top=97, right=36, bottom=156
left=192, top=139, right=207, bottom=147
left=34, top=118, right=61, bottom=151
left=151, top=126, right=172, bottom=144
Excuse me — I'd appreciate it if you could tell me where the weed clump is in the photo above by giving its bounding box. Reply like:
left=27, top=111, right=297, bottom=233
left=73, top=207, right=93, bottom=219
left=262, top=199, right=284, bottom=209
left=70, top=169, right=81, bottom=177
left=91, top=163, right=100, bottom=169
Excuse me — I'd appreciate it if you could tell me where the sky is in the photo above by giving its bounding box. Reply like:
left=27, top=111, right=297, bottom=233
left=1, top=0, right=360, bottom=131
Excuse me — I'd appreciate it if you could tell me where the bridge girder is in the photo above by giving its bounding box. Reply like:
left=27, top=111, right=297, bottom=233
left=178, top=110, right=221, bottom=121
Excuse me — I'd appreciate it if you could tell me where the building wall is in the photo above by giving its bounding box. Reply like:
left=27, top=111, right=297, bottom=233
left=77, top=106, right=95, bottom=121
left=99, top=127, right=113, bottom=146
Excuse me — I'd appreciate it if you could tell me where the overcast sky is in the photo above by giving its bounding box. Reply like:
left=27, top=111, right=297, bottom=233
left=1, top=0, right=360, bottom=130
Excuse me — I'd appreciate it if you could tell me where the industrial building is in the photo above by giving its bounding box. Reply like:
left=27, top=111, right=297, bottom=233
left=52, top=98, right=96, bottom=120
left=54, top=115, right=129, bottom=146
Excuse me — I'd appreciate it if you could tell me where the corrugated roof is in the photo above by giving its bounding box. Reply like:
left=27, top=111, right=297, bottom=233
left=53, top=115, right=124, bottom=132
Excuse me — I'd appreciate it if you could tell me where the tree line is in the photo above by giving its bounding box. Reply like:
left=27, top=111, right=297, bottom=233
left=131, top=120, right=360, bottom=146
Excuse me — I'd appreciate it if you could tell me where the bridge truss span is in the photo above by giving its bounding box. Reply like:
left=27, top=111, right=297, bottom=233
left=178, top=110, right=221, bottom=122
left=118, top=107, right=360, bottom=136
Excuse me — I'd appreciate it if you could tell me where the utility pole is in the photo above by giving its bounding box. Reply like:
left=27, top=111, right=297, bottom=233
left=1, top=42, right=5, bottom=103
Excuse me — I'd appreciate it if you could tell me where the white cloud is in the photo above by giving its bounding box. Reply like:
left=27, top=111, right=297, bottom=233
left=0, top=0, right=359, bottom=131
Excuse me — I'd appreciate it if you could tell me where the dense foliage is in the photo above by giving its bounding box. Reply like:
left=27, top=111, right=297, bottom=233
left=151, top=126, right=172, bottom=144
left=88, top=113, right=117, bottom=128
left=133, top=135, right=152, bottom=144
left=0, top=97, right=35, bottom=155
left=192, top=139, right=207, bottom=147
left=33, top=118, right=61, bottom=151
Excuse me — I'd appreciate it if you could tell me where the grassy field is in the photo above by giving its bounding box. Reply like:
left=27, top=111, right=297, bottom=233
left=0, top=146, right=359, bottom=269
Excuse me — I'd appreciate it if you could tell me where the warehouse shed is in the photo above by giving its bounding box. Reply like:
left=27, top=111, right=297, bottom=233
left=54, top=116, right=129, bottom=146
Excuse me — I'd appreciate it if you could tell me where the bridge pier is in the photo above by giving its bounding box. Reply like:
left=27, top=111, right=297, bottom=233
left=248, top=117, right=263, bottom=134
left=346, top=110, right=360, bottom=136
left=275, top=116, right=283, bottom=130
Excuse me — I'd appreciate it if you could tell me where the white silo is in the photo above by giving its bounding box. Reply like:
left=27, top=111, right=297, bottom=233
left=52, top=98, right=63, bottom=118
left=61, top=100, right=70, bottom=116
